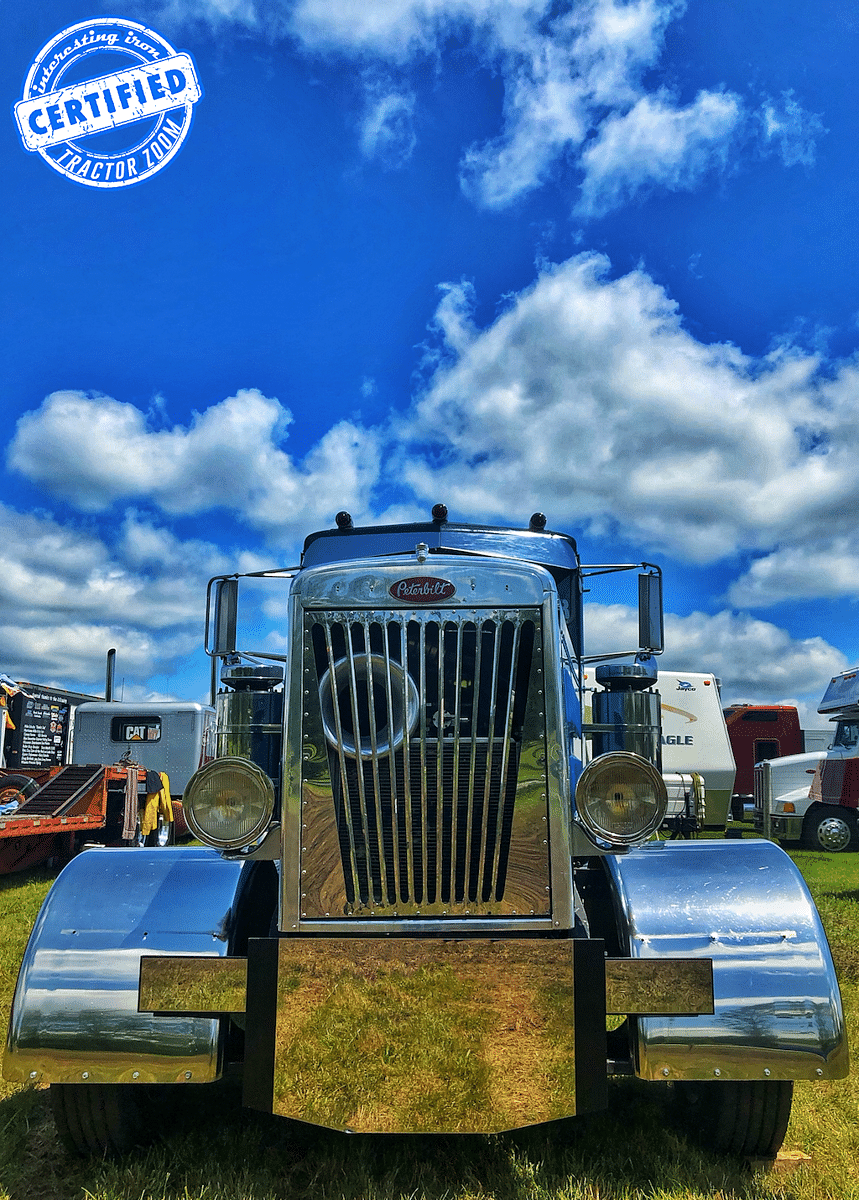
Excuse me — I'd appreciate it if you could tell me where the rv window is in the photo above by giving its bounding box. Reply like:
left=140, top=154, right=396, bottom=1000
left=743, top=709, right=778, bottom=721
left=110, top=716, right=162, bottom=743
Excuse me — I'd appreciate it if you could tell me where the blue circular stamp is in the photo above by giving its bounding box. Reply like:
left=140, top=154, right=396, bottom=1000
left=13, top=17, right=203, bottom=188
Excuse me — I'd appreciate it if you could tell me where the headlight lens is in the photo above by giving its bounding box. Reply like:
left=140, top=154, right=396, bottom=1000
left=184, top=757, right=274, bottom=849
left=576, top=752, right=667, bottom=846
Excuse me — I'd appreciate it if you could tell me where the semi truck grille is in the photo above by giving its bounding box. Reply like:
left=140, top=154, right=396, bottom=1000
left=299, top=609, right=549, bottom=917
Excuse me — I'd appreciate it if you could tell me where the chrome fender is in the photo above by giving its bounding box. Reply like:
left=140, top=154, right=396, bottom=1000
left=604, top=839, right=848, bottom=1081
left=4, top=847, right=249, bottom=1086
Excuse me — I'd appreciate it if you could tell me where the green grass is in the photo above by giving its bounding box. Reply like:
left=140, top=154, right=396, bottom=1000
left=1, top=849, right=858, bottom=1200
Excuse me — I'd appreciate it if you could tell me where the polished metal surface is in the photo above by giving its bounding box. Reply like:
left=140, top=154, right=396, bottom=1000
left=282, top=557, right=572, bottom=929
left=140, top=956, right=247, bottom=1014
left=4, top=847, right=248, bottom=1086
left=139, top=949, right=714, bottom=1020
left=268, top=937, right=591, bottom=1132
left=604, top=958, right=713, bottom=1015
left=605, top=839, right=849, bottom=1081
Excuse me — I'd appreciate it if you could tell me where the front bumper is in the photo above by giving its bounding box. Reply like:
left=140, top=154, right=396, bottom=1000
left=139, top=936, right=713, bottom=1133
left=754, top=811, right=804, bottom=840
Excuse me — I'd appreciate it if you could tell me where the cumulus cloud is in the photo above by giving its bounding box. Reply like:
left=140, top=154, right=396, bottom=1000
left=397, top=253, right=859, bottom=584
left=576, top=89, right=741, bottom=217
left=144, top=0, right=816, bottom=217
left=8, top=389, right=380, bottom=543
left=584, top=602, right=847, bottom=708
left=0, top=504, right=239, bottom=694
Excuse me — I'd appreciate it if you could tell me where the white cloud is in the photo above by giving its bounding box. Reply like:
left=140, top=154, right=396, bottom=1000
left=576, top=89, right=741, bottom=217
left=359, top=77, right=417, bottom=166
left=584, top=602, right=848, bottom=708
left=148, top=0, right=793, bottom=216
left=8, top=389, right=381, bottom=544
left=0, top=504, right=234, bottom=694
left=760, top=91, right=825, bottom=168
left=728, top=538, right=859, bottom=608
left=397, top=253, right=859, bottom=584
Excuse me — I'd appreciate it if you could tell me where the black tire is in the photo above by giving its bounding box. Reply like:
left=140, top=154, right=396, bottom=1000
left=144, top=814, right=175, bottom=847
left=0, top=773, right=39, bottom=804
left=676, top=1079, right=793, bottom=1157
left=51, top=1083, right=155, bottom=1157
left=802, top=804, right=857, bottom=852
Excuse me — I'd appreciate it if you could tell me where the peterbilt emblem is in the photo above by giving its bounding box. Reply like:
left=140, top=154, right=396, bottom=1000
left=389, top=576, right=456, bottom=603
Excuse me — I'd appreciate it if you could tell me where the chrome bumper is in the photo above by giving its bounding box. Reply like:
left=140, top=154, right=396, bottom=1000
left=140, top=936, right=712, bottom=1133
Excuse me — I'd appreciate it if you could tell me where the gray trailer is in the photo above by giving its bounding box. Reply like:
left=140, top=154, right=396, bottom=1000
left=71, top=701, right=215, bottom=796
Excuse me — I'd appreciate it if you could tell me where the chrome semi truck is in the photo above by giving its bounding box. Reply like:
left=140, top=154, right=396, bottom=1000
left=4, top=512, right=847, bottom=1158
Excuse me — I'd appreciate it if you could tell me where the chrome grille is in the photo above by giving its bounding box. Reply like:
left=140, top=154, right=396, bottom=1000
left=304, top=609, right=542, bottom=914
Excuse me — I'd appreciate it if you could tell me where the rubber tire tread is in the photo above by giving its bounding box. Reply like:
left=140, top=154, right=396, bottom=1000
left=50, top=1084, right=150, bottom=1157
left=144, top=816, right=175, bottom=847
left=678, top=1080, right=793, bottom=1158
left=802, top=806, right=856, bottom=852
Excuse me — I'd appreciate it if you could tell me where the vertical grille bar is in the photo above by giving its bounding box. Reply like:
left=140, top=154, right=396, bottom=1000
left=321, top=623, right=361, bottom=901
left=488, top=617, right=523, bottom=898
left=362, top=618, right=389, bottom=903
left=344, top=626, right=376, bottom=900
left=381, top=626, right=403, bottom=903
left=449, top=620, right=464, bottom=904
left=400, top=620, right=416, bottom=903
left=462, top=619, right=485, bottom=901
left=419, top=620, right=429, bottom=904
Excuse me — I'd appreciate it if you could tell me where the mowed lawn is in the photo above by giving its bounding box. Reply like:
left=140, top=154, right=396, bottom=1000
left=0, top=840, right=857, bottom=1200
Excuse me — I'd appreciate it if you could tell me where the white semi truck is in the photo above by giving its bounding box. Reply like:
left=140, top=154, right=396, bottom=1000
left=755, top=666, right=859, bottom=851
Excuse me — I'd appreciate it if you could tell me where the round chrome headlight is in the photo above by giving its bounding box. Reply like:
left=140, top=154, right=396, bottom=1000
left=184, top=757, right=274, bottom=850
left=575, top=752, right=667, bottom=847
left=318, top=654, right=419, bottom=759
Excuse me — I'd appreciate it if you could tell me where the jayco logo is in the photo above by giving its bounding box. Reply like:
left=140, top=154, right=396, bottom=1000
left=14, top=18, right=202, bottom=188
left=389, top=577, right=456, bottom=604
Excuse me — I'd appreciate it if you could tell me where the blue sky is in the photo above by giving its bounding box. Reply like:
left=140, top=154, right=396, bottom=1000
left=2, top=0, right=858, bottom=723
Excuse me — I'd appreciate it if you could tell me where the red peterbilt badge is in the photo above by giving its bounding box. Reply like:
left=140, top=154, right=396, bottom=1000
left=389, top=576, right=456, bottom=603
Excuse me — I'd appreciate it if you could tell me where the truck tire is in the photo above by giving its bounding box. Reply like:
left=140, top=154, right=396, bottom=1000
left=676, top=1079, right=793, bottom=1158
left=802, top=805, right=857, bottom=852
left=0, top=773, right=38, bottom=805
left=50, top=1083, right=162, bottom=1156
left=144, top=814, right=175, bottom=847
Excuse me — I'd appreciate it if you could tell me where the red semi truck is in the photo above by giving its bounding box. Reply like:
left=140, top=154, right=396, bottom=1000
left=724, top=704, right=828, bottom=818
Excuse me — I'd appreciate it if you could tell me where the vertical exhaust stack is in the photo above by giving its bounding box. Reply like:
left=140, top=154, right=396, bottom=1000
left=105, top=649, right=116, bottom=702
left=592, top=659, right=662, bottom=770
left=217, top=664, right=285, bottom=792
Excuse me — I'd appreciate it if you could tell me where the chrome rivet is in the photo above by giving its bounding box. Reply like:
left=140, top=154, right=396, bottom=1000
left=29, top=1071, right=38, bottom=1080
left=82, top=1072, right=89, bottom=1080
left=185, top=1071, right=192, bottom=1080
left=713, top=1068, right=721, bottom=1077
left=132, top=1071, right=140, bottom=1080
left=764, top=1068, right=771, bottom=1077
left=662, top=1068, right=669, bottom=1077
left=816, top=1068, right=823, bottom=1077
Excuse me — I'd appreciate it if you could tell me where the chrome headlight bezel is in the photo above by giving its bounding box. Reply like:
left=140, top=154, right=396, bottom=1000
left=184, top=756, right=275, bottom=850
left=575, top=751, right=668, bottom=848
